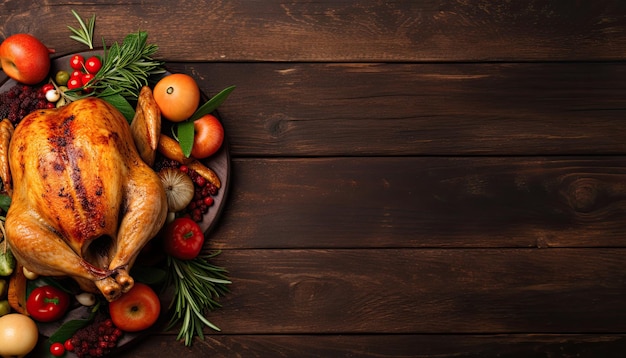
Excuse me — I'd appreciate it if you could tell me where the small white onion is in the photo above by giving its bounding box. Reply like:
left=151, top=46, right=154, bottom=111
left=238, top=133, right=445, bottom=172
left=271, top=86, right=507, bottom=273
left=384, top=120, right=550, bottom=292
left=45, top=89, right=60, bottom=103
left=75, top=292, right=96, bottom=306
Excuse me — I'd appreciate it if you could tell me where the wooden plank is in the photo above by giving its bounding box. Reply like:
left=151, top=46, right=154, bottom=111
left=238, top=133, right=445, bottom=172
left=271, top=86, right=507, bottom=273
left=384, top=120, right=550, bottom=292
left=116, top=334, right=626, bottom=358
left=208, top=157, right=626, bottom=249
left=193, top=249, right=626, bottom=334
left=163, top=62, right=626, bottom=157
left=2, top=1, right=626, bottom=62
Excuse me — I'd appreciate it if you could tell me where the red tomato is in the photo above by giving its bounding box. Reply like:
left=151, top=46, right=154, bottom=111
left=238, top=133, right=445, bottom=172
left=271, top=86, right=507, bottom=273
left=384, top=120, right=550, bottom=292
left=84, top=56, right=101, bottom=74
left=163, top=217, right=205, bottom=260
left=191, top=114, right=224, bottom=159
left=81, top=73, right=94, bottom=86
left=26, top=285, right=70, bottom=322
left=69, top=54, right=84, bottom=70
left=109, top=283, right=161, bottom=332
left=67, top=77, right=82, bottom=90
left=70, top=70, right=82, bottom=79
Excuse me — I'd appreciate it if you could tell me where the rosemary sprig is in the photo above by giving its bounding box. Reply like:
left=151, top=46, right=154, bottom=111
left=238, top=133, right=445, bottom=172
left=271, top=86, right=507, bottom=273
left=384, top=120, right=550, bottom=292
left=64, top=10, right=165, bottom=106
left=68, top=10, right=95, bottom=49
left=91, top=31, right=165, bottom=100
left=164, top=252, right=231, bottom=346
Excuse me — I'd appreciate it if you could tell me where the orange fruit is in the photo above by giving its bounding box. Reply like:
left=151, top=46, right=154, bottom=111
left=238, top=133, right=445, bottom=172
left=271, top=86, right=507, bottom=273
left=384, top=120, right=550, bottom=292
left=153, top=73, right=200, bottom=122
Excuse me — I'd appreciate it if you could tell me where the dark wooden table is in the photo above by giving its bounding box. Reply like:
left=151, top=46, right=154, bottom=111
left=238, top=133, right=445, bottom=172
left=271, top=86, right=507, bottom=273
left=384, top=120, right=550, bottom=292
left=3, top=1, right=626, bottom=357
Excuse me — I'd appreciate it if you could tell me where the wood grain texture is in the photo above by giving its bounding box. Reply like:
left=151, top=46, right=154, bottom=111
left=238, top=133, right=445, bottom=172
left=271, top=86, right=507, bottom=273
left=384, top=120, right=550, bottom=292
left=1, top=1, right=626, bottom=62
left=115, top=334, right=626, bottom=358
left=161, top=62, right=626, bottom=157
left=206, top=157, right=626, bottom=249
left=199, top=249, right=626, bottom=334
left=3, top=1, right=626, bottom=357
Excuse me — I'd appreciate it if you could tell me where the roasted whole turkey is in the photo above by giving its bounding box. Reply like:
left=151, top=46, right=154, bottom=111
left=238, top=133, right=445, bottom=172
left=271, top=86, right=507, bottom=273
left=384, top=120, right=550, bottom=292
left=4, top=97, right=167, bottom=302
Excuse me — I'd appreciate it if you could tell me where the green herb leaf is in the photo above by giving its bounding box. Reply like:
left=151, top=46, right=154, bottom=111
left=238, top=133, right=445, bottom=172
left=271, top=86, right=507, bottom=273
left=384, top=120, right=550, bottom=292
left=177, top=121, right=195, bottom=158
left=164, top=253, right=231, bottom=346
left=131, top=265, right=167, bottom=285
left=100, top=93, right=135, bottom=123
left=0, top=194, right=10, bottom=212
left=48, top=301, right=101, bottom=345
left=189, top=86, right=236, bottom=121
left=48, top=318, right=91, bottom=344
left=68, top=10, right=95, bottom=49
left=93, top=31, right=165, bottom=101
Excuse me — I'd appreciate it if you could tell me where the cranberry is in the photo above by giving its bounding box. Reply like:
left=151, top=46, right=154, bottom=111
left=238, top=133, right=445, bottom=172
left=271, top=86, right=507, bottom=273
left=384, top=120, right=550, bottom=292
left=195, top=175, right=206, bottom=187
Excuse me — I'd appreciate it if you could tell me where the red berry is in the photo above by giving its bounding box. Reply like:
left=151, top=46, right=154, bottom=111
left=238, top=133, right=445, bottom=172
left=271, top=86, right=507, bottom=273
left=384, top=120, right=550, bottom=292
left=50, top=342, right=66, bottom=356
left=46, top=102, right=56, bottom=109
left=179, top=165, right=189, bottom=173
left=195, top=176, right=206, bottom=187
left=203, top=196, right=214, bottom=206
left=64, top=338, right=75, bottom=351
left=41, top=83, right=54, bottom=95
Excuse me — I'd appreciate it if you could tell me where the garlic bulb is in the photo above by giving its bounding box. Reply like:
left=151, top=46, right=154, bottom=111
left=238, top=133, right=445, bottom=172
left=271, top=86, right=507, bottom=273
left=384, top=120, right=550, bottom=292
left=158, top=168, right=195, bottom=212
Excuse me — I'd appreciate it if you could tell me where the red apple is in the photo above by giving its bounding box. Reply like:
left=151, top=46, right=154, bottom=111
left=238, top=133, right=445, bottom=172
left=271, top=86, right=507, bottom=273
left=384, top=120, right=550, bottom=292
left=191, top=114, right=224, bottom=159
left=108, top=283, right=161, bottom=332
left=0, top=33, right=51, bottom=84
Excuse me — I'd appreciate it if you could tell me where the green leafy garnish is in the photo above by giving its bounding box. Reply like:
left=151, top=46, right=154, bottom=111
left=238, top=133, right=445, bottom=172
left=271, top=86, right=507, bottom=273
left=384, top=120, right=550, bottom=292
left=177, top=121, right=195, bottom=158
left=176, top=85, right=236, bottom=157
left=165, top=252, right=231, bottom=346
left=0, top=194, right=10, bottom=212
left=48, top=301, right=101, bottom=344
left=92, top=31, right=165, bottom=100
left=100, top=93, right=135, bottom=123
left=189, top=85, right=236, bottom=121
left=63, top=11, right=165, bottom=118
left=68, top=10, right=96, bottom=49
left=130, top=265, right=167, bottom=286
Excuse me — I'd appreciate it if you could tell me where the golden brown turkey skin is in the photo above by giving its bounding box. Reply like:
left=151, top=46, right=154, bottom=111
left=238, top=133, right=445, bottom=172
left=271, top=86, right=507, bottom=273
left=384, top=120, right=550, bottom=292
left=5, top=97, right=167, bottom=301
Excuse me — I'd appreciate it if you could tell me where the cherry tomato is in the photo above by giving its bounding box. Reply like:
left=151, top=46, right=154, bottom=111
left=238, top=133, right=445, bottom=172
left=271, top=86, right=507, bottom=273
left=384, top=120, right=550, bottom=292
left=84, top=56, right=102, bottom=74
left=49, top=342, right=65, bottom=357
left=26, top=285, right=70, bottom=322
left=163, top=217, right=205, bottom=260
left=153, top=73, right=200, bottom=122
left=81, top=73, right=94, bottom=86
left=69, top=54, right=84, bottom=70
left=70, top=70, right=82, bottom=79
left=67, top=77, right=82, bottom=90
left=45, top=89, right=60, bottom=102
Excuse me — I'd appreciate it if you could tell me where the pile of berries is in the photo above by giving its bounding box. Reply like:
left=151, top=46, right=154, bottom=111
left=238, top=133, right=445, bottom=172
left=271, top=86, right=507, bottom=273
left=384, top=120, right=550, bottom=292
left=0, top=84, right=51, bottom=124
left=153, top=156, right=218, bottom=222
left=182, top=165, right=218, bottom=222
left=68, top=314, right=124, bottom=358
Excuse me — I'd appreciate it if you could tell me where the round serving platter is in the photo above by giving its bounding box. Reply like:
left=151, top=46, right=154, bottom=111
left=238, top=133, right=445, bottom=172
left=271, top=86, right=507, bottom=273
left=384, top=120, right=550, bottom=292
left=0, top=50, right=231, bottom=356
